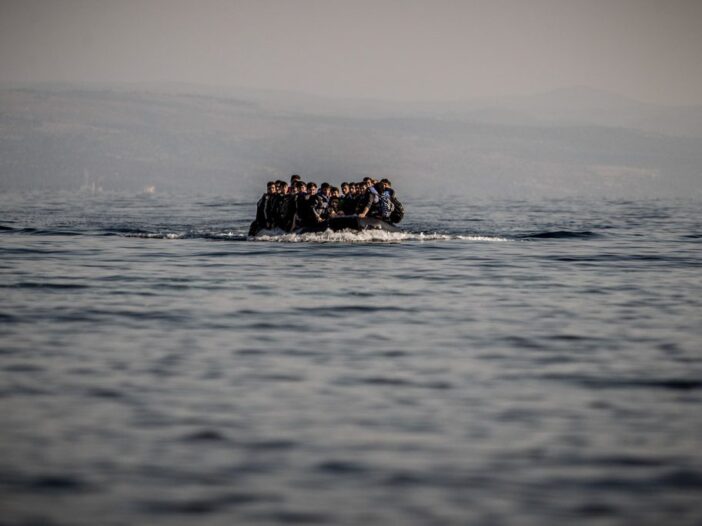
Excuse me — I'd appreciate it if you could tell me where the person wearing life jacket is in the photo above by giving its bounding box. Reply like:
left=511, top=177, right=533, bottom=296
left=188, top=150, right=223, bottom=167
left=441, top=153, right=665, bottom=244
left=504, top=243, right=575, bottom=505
left=372, top=181, right=395, bottom=221
left=381, top=179, right=404, bottom=224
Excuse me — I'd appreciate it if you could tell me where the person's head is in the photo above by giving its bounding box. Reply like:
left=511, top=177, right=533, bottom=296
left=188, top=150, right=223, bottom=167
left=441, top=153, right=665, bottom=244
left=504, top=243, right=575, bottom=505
left=374, top=181, right=386, bottom=193
left=266, top=181, right=277, bottom=194
left=319, top=183, right=331, bottom=197
left=330, top=187, right=340, bottom=198
left=341, top=182, right=350, bottom=194
left=307, top=182, right=318, bottom=194
left=290, top=174, right=301, bottom=185
left=349, top=184, right=357, bottom=195
left=296, top=181, right=307, bottom=194
left=275, top=180, right=285, bottom=193
left=279, top=181, right=289, bottom=194
left=381, top=178, right=391, bottom=187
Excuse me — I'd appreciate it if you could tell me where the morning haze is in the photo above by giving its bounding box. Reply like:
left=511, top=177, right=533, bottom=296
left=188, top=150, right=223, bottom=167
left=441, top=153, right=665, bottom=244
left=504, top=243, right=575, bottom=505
left=1, top=0, right=701, bottom=196
left=2, top=0, right=702, bottom=104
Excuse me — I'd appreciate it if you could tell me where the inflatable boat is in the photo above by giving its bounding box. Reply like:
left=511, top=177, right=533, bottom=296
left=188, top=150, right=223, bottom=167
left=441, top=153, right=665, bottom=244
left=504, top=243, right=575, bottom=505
left=295, top=215, right=401, bottom=234
left=249, top=215, right=401, bottom=236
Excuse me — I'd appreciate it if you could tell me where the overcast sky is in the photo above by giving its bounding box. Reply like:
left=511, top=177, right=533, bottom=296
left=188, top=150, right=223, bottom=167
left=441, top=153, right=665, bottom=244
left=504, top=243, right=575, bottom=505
left=1, top=0, right=701, bottom=105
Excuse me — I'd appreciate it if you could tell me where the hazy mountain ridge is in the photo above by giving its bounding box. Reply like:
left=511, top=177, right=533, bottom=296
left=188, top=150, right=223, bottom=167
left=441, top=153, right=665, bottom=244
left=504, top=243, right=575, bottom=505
left=1, top=84, right=701, bottom=197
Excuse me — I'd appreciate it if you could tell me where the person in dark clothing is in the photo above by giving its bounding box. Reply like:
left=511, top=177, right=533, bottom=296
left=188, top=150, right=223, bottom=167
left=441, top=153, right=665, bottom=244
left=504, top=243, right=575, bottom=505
left=278, top=189, right=297, bottom=232
left=289, top=174, right=301, bottom=193
left=270, top=181, right=289, bottom=228
left=299, top=182, right=325, bottom=224
left=328, top=187, right=342, bottom=218
left=296, top=186, right=326, bottom=227
left=356, top=183, right=376, bottom=218
left=264, top=184, right=278, bottom=227
left=291, top=181, right=307, bottom=230
left=248, top=181, right=277, bottom=235
left=317, top=183, right=331, bottom=219
left=341, top=184, right=358, bottom=216
left=381, top=179, right=404, bottom=224
left=318, top=183, right=330, bottom=198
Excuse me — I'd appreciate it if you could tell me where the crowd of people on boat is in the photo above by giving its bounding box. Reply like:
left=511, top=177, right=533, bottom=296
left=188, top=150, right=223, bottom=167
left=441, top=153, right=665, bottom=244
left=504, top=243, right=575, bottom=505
left=249, top=175, right=404, bottom=234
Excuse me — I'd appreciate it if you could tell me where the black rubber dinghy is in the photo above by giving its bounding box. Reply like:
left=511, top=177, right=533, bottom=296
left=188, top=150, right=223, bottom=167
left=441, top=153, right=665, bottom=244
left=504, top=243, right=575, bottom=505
left=295, top=215, right=401, bottom=234
left=249, top=215, right=401, bottom=236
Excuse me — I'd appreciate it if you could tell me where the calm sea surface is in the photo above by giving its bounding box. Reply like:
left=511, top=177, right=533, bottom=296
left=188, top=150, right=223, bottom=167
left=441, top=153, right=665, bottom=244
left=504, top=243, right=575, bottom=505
left=1, top=193, right=701, bottom=525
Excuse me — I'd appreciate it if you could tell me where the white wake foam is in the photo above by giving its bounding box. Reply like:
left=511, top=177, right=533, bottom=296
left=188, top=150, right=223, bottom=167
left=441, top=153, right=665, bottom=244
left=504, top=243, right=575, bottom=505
left=123, top=232, right=186, bottom=239
left=252, top=229, right=508, bottom=243
left=122, top=229, right=508, bottom=243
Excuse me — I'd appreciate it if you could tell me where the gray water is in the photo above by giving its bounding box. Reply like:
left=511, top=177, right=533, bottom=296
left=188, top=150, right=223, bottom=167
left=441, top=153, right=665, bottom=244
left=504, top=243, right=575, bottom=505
left=1, top=193, right=701, bottom=525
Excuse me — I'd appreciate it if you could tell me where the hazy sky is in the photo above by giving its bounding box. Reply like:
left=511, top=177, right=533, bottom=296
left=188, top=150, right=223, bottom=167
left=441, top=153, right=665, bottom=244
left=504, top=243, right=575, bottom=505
left=1, top=0, right=701, bottom=105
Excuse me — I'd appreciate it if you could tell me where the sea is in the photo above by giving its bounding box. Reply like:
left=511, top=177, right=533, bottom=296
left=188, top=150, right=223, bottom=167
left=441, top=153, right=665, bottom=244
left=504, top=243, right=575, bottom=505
left=0, top=192, right=701, bottom=526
